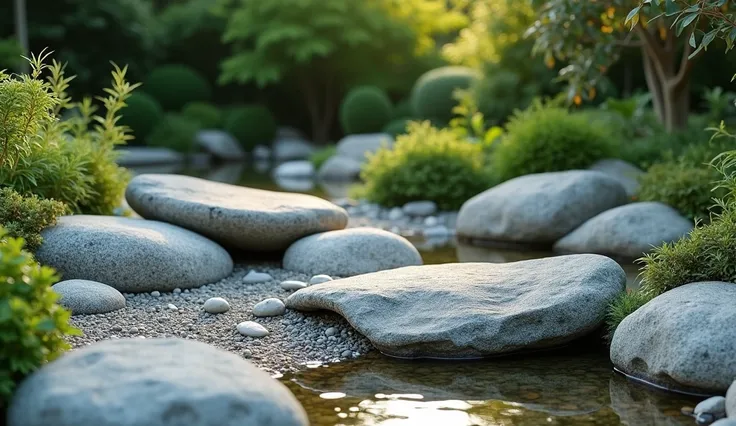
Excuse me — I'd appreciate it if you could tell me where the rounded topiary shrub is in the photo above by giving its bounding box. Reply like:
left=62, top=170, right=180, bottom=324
left=181, top=102, right=223, bottom=129
left=382, top=118, right=412, bottom=138
left=144, top=64, right=212, bottom=111
left=0, top=228, right=80, bottom=407
left=493, top=107, right=616, bottom=182
left=391, top=100, right=413, bottom=120
left=223, top=105, right=277, bottom=150
left=361, top=121, right=495, bottom=210
left=146, top=113, right=201, bottom=153
left=410, top=66, right=481, bottom=124
left=118, top=92, right=163, bottom=143
left=339, top=86, right=392, bottom=135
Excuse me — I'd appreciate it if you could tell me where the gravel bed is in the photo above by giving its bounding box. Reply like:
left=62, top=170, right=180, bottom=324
left=68, top=264, right=374, bottom=375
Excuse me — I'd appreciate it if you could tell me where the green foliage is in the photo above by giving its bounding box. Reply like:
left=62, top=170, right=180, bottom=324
left=605, top=290, right=654, bottom=340
left=382, top=118, right=413, bottom=138
left=181, top=102, right=223, bottom=129
left=118, top=92, right=164, bottom=142
left=0, top=227, right=81, bottom=406
left=0, top=189, right=68, bottom=252
left=410, top=66, right=481, bottom=123
left=147, top=114, right=201, bottom=154
left=309, top=146, right=337, bottom=170
left=0, top=38, right=22, bottom=71
left=702, top=87, right=736, bottom=124
left=450, top=89, right=504, bottom=149
left=144, top=65, right=212, bottom=111
left=617, top=117, right=712, bottom=169
left=493, top=105, right=616, bottom=181
left=223, top=106, right=277, bottom=150
left=0, top=53, right=135, bottom=215
left=391, top=100, right=414, bottom=120
left=339, top=86, right=393, bottom=135
left=360, top=121, right=495, bottom=210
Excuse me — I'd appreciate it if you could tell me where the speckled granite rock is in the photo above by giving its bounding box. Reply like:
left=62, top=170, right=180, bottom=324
left=727, top=380, right=736, bottom=417
left=7, top=338, right=308, bottom=426
left=287, top=254, right=626, bottom=358
left=589, top=158, right=644, bottom=197
left=36, top=215, right=233, bottom=293
left=283, top=228, right=423, bottom=277
left=554, top=202, right=693, bottom=260
left=611, top=282, right=736, bottom=393
left=457, top=170, right=629, bottom=246
left=52, top=279, right=125, bottom=315
left=125, top=174, right=348, bottom=251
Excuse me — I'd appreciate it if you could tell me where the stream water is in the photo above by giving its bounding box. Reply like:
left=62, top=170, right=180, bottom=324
left=135, top=162, right=699, bottom=425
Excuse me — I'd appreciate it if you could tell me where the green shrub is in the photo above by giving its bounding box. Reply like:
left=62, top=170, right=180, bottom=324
left=147, top=113, right=201, bottom=153
left=0, top=227, right=81, bottom=406
left=0, top=38, right=22, bottom=70
left=339, top=86, right=392, bottom=134
left=118, top=92, right=163, bottom=143
left=493, top=107, right=616, bottom=181
left=144, top=64, right=211, bottom=111
left=605, top=290, right=653, bottom=340
left=410, top=66, right=481, bottom=124
left=181, top=102, right=223, bottom=129
left=382, top=118, right=412, bottom=138
left=310, top=146, right=337, bottom=170
left=618, top=117, right=711, bottom=169
left=392, top=100, right=413, bottom=119
left=223, top=105, right=277, bottom=150
left=361, top=121, right=495, bottom=210
left=0, top=189, right=68, bottom=252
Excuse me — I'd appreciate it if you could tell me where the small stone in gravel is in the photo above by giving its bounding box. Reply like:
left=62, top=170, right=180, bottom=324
left=244, top=270, right=274, bottom=283
left=388, top=207, right=404, bottom=221
left=281, top=280, right=308, bottom=291
left=341, top=350, right=352, bottom=357
left=253, top=298, right=286, bottom=317
left=325, top=327, right=338, bottom=337
left=424, top=216, right=439, bottom=227
left=423, top=225, right=450, bottom=238
left=237, top=321, right=269, bottom=337
left=203, top=297, right=231, bottom=314
left=151, top=291, right=161, bottom=297
left=309, top=274, right=333, bottom=285
left=243, top=349, right=253, bottom=358
left=173, top=288, right=182, bottom=294
left=167, top=304, right=178, bottom=311
left=52, top=279, right=125, bottom=315
left=402, top=201, right=437, bottom=217
left=694, top=396, right=727, bottom=422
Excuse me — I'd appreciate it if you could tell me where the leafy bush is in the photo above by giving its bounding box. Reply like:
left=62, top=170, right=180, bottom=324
left=360, top=121, right=494, bottom=210
left=144, top=64, right=211, bottom=111
left=118, top=92, right=163, bottom=143
left=0, top=227, right=81, bottom=407
left=147, top=114, right=201, bottom=154
left=181, top=102, right=223, bottom=129
left=223, top=105, right=277, bottom=150
left=618, top=118, right=712, bottom=169
left=493, top=106, right=616, bottom=181
left=310, top=146, right=337, bottom=169
left=391, top=100, right=413, bottom=119
left=339, top=86, right=392, bottom=134
left=605, top=290, right=653, bottom=340
left=0, top=38, right=22, bottom=70
left=410, top=66, right=481, bottom=124
left=382, top=118, right=412, bottom=138
left=0, top=189, right=68, bottom=252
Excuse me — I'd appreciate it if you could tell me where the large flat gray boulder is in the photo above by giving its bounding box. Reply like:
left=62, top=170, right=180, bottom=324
left=36, top=215, right=233, bottom=293
left=287, top=254, right=626, bottom=358
left=611, top=282, right=736, bottom=393
left=7, top=338, right=308, bottom=426
left=52, top=279, right=125, bottom=315
left=317, top=155, right=362, bottom=181
left=125, top=174, right=348, bottom=251
left=589, top=158, right=644, bottom=197
left=116, top=147, right=184, bottom=167
left=283, top=228, right=423, bottom=277
left=457, top=170, right=629, bottom=246
left=336, top=133, right=393, bottom=163
left=554, top=202, right=693, bottom=260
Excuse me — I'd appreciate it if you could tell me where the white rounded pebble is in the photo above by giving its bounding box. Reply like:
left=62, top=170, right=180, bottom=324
left=151, top=291, right=161, bottom=297
left=167, top=304, right=178, bottom=311
left=325, top=327, right=338, bottom=337
left=309, top=274, right=333, bottom=285
left=423, top=216, right=439, bottom=227
left=243, top=270, right=274, bottom=283
left=280, top=280, right=308, bottom=291
left=203, top=297, right=230, bottom=314
left=388, top=207, right=404, bottom=221
left=173, top=288, right=182, bottom=294
left=237, top=321, right=269, bottom=337
left=253, top=298, right=286, bottom=317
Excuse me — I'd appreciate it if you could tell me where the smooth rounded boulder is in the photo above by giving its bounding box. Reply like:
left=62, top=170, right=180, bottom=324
left=283, top=228, right=423, bottom=276
left=457, top=170, right=629, bottom=247
left=7, top=338, right=308, bottom=426
left=335, top=133, right=393, bottom=163
left=317, top=155, right=362, bottom=181
left=125, top=174, right=348, bottom=251
left=611, top=282, right=736, bottom=394
left=36, top=215, right=233, bottom=293
left=287, top=254, right=626, bottom=358
left=52, top=279, right=126, bottom=315
left=554, top=202, right=693, bottom=260
left=589, top=158, right=644, bottom=197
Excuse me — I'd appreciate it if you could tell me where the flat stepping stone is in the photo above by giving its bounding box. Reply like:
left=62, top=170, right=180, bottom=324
left=125, top=174, right=348, bottom=251
left=554, top=202, right=693, bottom=260
left=52, top=279, right=125, bottom=315
left=611, top=282, right=736, bottom=394
left=36, top=215, right=233, bottom=293
left=283, top=228, right=422, bottom=277
left=287, top=254, right=625, bottom=358
left=7, top=338, right=307, bottom=426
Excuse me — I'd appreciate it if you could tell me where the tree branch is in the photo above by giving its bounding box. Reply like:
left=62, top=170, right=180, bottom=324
left=673, top=30, right=698, bottom=89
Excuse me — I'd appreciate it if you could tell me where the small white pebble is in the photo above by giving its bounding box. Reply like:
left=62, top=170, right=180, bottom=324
left=280, top=280, right=307, bottom=291
left=237, top=321, right=269, bottom=337
left=309, top=274, right=333, bottom=285
left=253, top=298, right=286, bottom=317
left=167, top=304, right=178, bottom=311
left=151, top=291, right=161, bottom=297
left=203, top=297, right=230, bottom=314
left=325, top=327, right=338, bottom=337
left=173, top=288, right=182, bottom=294
left=243, top=270, right=274, bottom=284
left=423, top=216, right=439, bottom=227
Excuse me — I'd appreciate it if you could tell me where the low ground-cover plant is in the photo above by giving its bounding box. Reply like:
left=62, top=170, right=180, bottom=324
left=0, top=189, right=68, bottom=252
left=360, top=121, right=494, bottom=210
left=339, top=86, right=392, bottom=135
left=0, top=227, right=81, bottom=408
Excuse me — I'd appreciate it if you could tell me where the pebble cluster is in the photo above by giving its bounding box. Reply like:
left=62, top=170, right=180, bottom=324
left=68, top=265, right=373, bottom=375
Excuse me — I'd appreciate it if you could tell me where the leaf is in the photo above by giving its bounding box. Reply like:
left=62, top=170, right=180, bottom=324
left=702, top=29, right=718, bottom=49
left=665, top=0, right=679, bottom=16
left=676, top=13, right=698, bottom=36
left=689, top=32, right=696, bottom=48
left=625, top=6, right=642, bottom=27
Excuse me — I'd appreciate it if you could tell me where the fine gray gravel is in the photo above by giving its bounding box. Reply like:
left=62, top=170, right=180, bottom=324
left=68, top=264, right=373, bottom=375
